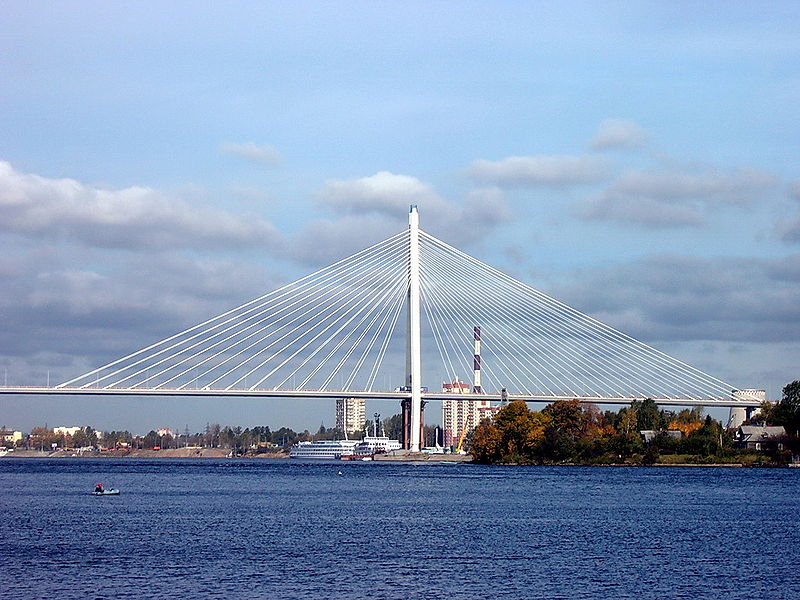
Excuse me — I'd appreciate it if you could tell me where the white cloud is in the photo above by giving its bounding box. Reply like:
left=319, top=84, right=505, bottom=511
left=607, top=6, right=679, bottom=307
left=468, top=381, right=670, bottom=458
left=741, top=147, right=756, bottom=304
left=0, top=161, right=281, bottom=249
left=580, top=167, right=778, bottom=228
left=468, top=155, right=608, bottom=186
left=294, top=172, right=513, bottom=265
left=589, top=119, right=649, bottom=151
left=219, top=141, right=282, bottom=166
left=318, top=171, right=450, bottom=215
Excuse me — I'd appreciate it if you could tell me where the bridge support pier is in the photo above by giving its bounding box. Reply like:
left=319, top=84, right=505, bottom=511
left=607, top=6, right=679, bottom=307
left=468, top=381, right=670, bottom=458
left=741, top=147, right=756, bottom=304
left=401, top=398, right=425, bottom=450
left=406, top=205, right=423, bottom=451
left=401, top=398, right=410, bottom=449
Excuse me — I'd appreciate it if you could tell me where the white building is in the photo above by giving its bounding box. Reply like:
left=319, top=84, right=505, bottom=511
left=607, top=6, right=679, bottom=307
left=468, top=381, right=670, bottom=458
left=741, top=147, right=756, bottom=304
left=336, top=397, right=366, bottom=435
left=441, top=377, right=491, bottom=447
left=53, top=426, right=82, bottom=437
left=0, top=428, right=22, bottom=446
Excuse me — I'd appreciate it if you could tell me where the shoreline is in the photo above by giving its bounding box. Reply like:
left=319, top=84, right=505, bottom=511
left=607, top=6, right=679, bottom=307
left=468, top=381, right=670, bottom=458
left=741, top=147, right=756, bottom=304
left=0, top=448, right=289, bottom=459
left=2, top=450, right=796, bottom=467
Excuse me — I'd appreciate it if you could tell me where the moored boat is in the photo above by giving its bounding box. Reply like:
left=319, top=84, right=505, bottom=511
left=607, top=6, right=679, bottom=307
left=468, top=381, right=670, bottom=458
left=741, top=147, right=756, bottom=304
left=289, top=439, right=359, bottom=459
left=353, top=435, right=402, bottom=457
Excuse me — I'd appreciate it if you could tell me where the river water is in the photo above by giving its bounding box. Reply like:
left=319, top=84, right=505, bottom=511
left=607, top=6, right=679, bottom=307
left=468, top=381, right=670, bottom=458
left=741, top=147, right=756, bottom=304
left=1, top=459, right=798, bottom=599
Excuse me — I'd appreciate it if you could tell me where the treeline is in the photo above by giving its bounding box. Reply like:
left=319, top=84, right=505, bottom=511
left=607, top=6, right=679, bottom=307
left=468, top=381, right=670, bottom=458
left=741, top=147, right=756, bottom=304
left=22, top=424, right=317, bottom=453
left=18, top=416, right=416, bottom=453
left=471, top=380, right=800, bottom=465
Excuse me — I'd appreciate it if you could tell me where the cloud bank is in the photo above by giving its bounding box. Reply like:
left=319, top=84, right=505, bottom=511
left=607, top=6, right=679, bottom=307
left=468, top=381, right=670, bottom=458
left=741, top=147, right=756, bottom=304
left=0, top=161, right=280, bottom=249
left=292, top=171, right=513, bottom=264
left=468, top=155, right=608, bottom=186
left=580, top=167, right=778, bottom=228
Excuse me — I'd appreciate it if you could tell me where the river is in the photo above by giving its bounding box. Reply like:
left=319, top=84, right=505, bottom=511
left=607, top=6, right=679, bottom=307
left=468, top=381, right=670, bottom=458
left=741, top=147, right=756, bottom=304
left=1, top=459, right=798, bottom=599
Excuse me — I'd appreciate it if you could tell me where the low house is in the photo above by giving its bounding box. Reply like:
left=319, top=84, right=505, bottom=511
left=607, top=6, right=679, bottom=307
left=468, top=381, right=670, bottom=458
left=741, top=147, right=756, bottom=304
left=733, top=425, right=787, bottom=451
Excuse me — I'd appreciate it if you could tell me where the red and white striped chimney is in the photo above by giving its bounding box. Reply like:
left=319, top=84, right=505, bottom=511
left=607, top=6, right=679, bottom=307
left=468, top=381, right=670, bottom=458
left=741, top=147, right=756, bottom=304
left=473, top=326, right=482, bottom=393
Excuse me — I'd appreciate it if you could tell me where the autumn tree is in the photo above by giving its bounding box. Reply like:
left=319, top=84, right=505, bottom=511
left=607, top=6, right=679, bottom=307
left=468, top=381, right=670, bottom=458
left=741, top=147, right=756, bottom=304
left=470, top=400, right=549, bottom=464
left=470, top=419, right=502, bottom=464
left=669, top=407, right=704, bottom=438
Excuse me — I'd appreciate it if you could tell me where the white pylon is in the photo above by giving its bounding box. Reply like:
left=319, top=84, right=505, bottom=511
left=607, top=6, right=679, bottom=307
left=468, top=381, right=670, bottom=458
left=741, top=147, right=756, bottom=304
left=407, top=205, right=423, bottom=452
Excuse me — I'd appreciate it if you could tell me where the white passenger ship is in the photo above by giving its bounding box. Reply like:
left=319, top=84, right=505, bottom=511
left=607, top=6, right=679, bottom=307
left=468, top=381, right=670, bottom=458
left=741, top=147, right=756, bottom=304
left=289, top=439, right=359, bottom=459
left=351, top=414, right=401, bottom=457
left=353, top=436, right=402, bottom=456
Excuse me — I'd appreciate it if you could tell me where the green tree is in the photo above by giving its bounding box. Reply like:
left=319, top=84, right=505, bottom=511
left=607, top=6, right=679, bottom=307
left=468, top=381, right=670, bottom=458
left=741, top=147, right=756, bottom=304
left=71, top=426, right=96, bottom=448
left=541, top=399, right=587, bottom=462
left=684, top=416, right=727, bottom=457
left=383, top=414, right=403, bottom=440
left=770, top=380, right=800, bottom=436
left=142, top=430, right=159, bottom=449
left=610, top=431, right=643, bottom=459
left=634, top=398, right=664, bottom=431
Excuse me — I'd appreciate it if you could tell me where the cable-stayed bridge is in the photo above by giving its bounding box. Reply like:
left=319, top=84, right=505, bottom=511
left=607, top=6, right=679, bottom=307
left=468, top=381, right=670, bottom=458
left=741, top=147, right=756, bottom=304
left=1, top=206, right=762, bottom=451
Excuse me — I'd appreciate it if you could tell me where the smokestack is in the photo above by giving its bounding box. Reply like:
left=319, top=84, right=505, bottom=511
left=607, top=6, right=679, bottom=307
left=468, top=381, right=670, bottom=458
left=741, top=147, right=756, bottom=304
left=473, top=326, right=482, bottom=393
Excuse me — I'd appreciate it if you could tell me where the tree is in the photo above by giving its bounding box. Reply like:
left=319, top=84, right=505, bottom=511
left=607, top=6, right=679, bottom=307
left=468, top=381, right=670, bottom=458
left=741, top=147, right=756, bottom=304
left=383, top=414, right=403, bottom=440
left=71, top=426, right=96, bottom=448
left=470, top=400, right=549, bottom=464
left=634, top=398, right=664, bottom=431
left=611, top=431, right=643, bottom=459
left=470, top=419, right=502, bottom=463
left=684, top=416, right=726, bottom=457
left=29, top=426, right=59, bottom=451
left=770, top=380, right=800, bottom=436
left=541, top=399, right=587, bottom=462
left=619, top=406, right=638, bottom=435
left=669, top=408, right=704, bottom=438
left=142, top=430, right=160, bottom=449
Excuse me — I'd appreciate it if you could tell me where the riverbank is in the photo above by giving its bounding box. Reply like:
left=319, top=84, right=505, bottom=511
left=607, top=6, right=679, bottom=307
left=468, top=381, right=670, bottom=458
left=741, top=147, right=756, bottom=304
left=373, top=451, right=473, bottom=462
left=1, top=448, right=289, bottom=459
left=3, top=450, right=795, bottom=467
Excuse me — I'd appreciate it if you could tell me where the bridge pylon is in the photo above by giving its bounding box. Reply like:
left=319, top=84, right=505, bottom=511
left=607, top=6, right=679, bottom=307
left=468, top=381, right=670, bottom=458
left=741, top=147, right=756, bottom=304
left=405, top=205, right=423, bottom=451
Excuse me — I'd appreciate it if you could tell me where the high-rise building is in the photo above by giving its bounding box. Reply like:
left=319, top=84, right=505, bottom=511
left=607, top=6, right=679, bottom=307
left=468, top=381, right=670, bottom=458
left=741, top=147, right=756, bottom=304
left=440, top=377, right=490, bottom=447
left=336, top=397, right=366, bottom=435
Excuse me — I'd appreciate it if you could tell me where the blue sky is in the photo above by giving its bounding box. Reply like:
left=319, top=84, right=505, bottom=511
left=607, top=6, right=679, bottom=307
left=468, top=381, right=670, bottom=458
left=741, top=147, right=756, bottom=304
left=1, top=1, right=799, bottom=434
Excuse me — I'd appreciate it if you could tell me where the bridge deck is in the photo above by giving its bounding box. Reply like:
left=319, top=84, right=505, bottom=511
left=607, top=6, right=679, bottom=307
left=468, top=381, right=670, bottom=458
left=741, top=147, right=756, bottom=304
left=0, top=386, right=762, bottom=407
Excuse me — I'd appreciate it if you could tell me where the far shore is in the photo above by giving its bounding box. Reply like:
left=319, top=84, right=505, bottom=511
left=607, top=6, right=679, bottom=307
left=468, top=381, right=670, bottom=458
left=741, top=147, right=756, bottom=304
left=2, top=450, right=797, bottom=467
left=1, top=448, right=288, bottom=459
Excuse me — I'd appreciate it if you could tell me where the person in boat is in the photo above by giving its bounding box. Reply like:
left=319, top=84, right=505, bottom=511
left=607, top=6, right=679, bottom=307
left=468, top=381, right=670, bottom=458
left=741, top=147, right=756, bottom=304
left=95, top=482, right=104, bottom=493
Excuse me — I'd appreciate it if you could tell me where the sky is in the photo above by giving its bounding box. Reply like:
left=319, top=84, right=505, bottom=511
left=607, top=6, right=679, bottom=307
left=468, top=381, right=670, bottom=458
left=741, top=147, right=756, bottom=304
left=1, top=1, right=799, bottom=434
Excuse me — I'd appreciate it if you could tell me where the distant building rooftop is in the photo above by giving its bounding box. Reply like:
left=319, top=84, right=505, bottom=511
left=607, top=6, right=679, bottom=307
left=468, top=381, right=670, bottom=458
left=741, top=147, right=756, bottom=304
left=734, top=425, right=787, bottom=450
